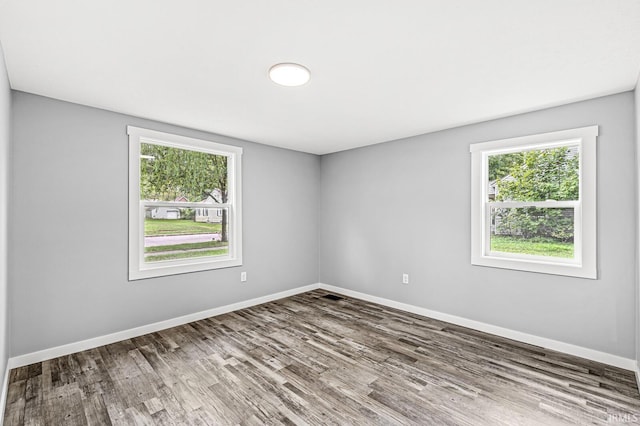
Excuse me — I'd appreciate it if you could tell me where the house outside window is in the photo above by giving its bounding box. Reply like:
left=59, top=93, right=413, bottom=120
left=470, top=126, right=597, bottom=279
left=128, top=126, right=243, bottom=280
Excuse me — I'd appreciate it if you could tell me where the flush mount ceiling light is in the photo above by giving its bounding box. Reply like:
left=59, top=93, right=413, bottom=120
left=269, top=63, right=310, bottom=87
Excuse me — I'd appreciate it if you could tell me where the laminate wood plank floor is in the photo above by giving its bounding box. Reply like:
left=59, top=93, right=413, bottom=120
left=4, top=290, right=640, bottom=425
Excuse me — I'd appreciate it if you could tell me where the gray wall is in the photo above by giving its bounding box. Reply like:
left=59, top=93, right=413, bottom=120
left=0, top=43, right=10, bottom=383
left=320, top=92, right=637, bottom=358
left=635, top=81, right=640, bottom=368
left=9, top=92, right=320, bottom=356
left=7, top=89, right=639, bottom=361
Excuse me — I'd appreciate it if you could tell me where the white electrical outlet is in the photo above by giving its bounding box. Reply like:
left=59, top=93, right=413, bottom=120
left=402, top=273, right=409, bottom=284
left=241, top=272, right=247, bottom=282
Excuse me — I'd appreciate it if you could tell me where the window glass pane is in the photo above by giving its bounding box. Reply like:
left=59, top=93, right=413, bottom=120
left=490, top=207, right=574, bottom=258
left=140, top=143, right=228, bottom=203
left=487, top=145, right=579, bottom=202
left=144, top=207, right=229, bottom=263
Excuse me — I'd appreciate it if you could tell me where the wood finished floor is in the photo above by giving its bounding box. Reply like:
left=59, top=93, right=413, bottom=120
left=4, top=290, right=640, bottom=425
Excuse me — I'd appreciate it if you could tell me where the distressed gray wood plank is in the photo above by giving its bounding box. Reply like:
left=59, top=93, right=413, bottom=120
left=3, top=290, right=640, bottom=425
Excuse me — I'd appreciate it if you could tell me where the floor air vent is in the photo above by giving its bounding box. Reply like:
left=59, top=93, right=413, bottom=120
left=322, top=294, right=344, bottom=301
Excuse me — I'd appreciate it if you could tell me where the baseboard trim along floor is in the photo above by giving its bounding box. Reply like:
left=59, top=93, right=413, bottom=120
left=6, top=282, right=636, bottom=373
left=7, top=283, right=319, bottom=370
left=319, top=284, right=636, bottom=371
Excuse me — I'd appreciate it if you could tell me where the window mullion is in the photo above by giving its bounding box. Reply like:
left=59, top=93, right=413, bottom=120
left=489, top=200, right=579, bottom=209
left=141, top=201, right=231, bottom=209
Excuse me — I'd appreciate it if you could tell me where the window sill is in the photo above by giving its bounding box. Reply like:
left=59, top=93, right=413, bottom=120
left=129, top=257, right=242, bottom=281
left=471, top=255, right=596, bottom=279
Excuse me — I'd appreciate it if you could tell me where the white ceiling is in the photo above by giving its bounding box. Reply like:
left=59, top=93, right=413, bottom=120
left=1, top=1, right=639, bottom=155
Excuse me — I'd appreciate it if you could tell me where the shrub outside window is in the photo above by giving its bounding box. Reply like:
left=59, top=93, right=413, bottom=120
left=470, top=126, right=597, bottom=279
left=128, top=126, right=242, bottom=280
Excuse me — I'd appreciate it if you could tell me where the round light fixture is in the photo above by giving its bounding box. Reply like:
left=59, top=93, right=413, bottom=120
left=269, top=63, right=310, bottom=87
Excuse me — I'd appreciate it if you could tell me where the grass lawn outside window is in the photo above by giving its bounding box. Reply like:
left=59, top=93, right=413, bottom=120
left=144, top=218, right=228, bottom=261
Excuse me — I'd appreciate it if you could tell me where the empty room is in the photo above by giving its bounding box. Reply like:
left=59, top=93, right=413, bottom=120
left=1, top=0, right=640, bottom=425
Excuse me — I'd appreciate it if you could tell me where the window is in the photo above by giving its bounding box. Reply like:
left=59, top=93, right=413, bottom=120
left=128, top=126, right=242, bottom=280
left=470, top=126, right=597, bottom=279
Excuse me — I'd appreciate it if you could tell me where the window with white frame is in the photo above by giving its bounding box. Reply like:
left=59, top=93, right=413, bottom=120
left=470, top=126, right=597, bottom=279
left=128, top=126, right=242, bottom=280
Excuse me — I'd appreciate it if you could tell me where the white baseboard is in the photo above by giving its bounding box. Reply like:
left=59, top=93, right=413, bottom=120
left=318, top=283, right=637, bottom=371
left=8, top=283, right=320, bottom=370
left=6, top=282, right=636, bottom=373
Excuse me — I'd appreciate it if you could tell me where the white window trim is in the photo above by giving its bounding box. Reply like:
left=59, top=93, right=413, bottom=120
left=470, top=125, right=597, bottom=279
left=128, top=126, right=243, bottom=280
